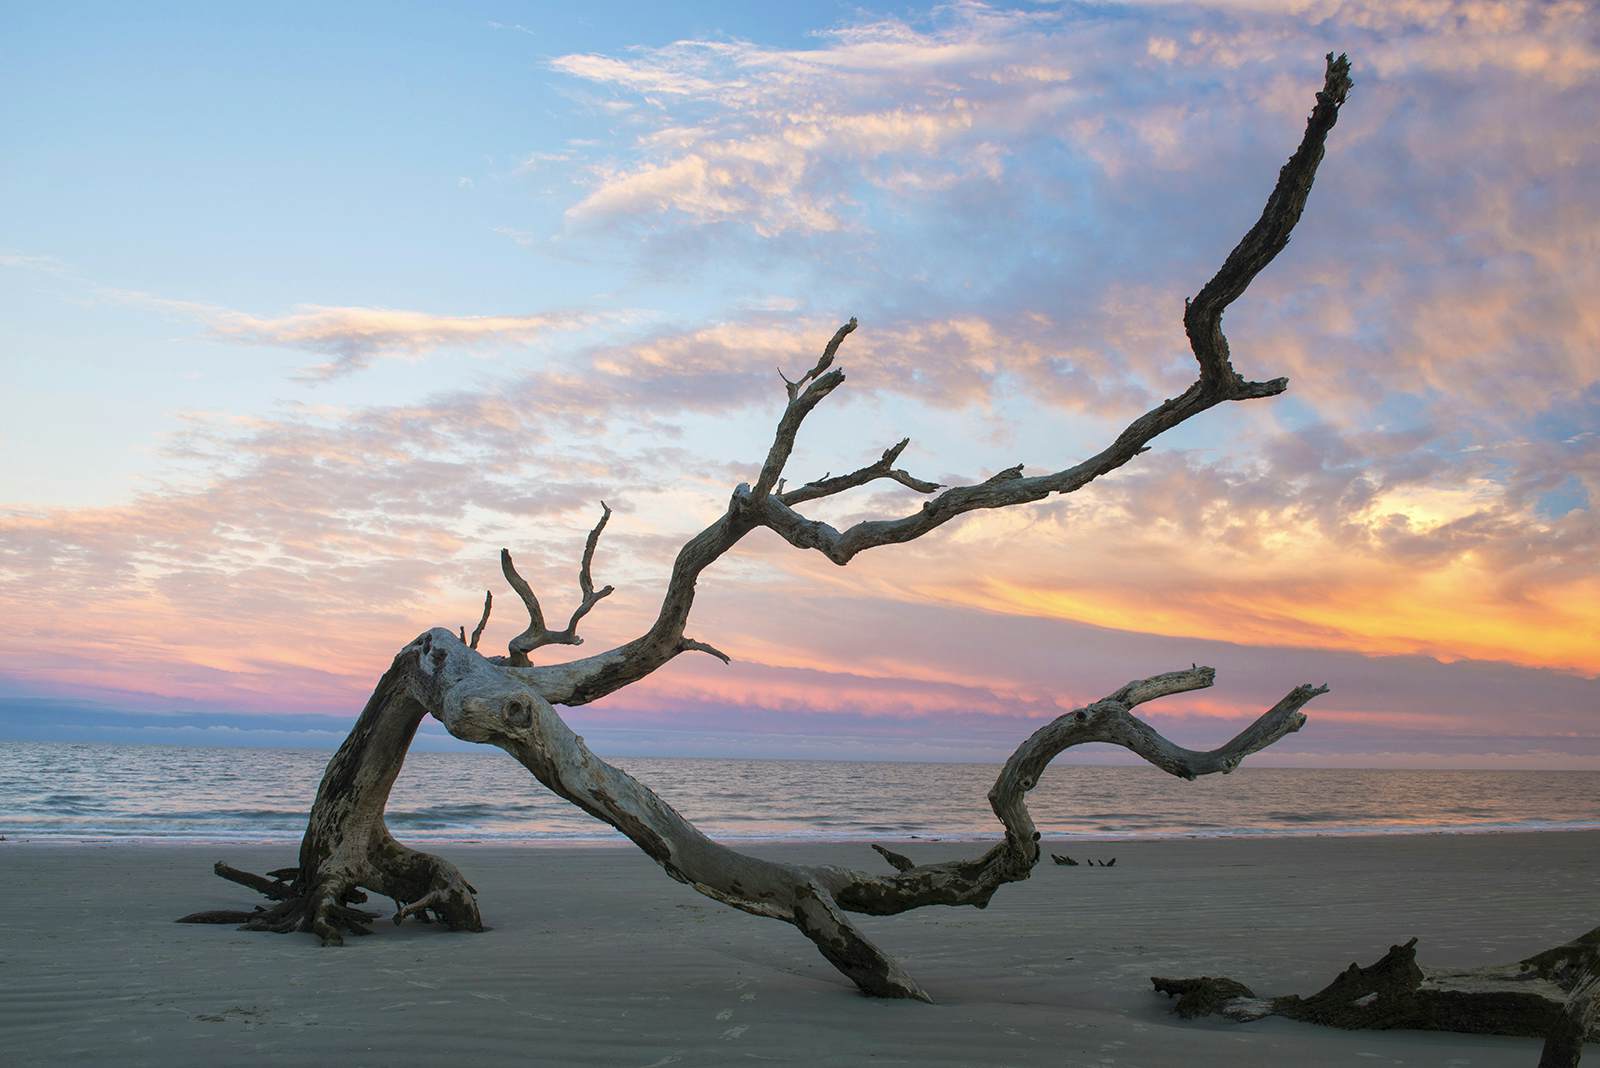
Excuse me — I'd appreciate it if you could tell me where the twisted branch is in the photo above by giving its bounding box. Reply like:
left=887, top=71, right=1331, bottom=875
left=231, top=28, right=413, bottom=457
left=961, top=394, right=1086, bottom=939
left=806, top=669, right=1323, bottom=918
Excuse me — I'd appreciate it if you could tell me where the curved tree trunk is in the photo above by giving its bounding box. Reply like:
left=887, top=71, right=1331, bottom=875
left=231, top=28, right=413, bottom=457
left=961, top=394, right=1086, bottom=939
left=181, top=54, right=1353, bottom=1003
left=179, top=652, right=482, bottom=941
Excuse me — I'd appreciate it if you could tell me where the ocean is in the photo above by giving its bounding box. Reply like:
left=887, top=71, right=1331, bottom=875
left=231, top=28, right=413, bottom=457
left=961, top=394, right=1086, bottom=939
left=2, top=741, right=1597, bottom=844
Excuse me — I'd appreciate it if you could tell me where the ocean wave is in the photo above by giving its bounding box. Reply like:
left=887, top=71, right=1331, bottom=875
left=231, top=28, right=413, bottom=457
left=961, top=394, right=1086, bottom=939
left=4, top=743, right=1599, bottom=846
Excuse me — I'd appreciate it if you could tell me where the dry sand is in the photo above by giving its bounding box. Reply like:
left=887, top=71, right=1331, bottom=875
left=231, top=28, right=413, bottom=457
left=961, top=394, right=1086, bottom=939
left=2, top=831, right=1596, bottom=1066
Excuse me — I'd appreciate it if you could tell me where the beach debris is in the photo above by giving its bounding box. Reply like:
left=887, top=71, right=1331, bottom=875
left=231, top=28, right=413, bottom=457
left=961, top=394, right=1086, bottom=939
left=179, top=53, right=1353, bottom=1005
left=1050, top=855, right=1118, bottom=866
left=1153, top=926, right=1600, bottom=1065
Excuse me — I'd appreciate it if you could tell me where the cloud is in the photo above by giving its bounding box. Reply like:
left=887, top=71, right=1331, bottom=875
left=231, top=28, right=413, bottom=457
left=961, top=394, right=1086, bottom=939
left=3, top=1, right=1596, bottom=766
left=92, top=286, right=606, bottom=380
left=829, top=420, right=1600, bottom=676
left=211, top=305, right=603, bottom=380
left=550, top=7, right=1076, bottom=235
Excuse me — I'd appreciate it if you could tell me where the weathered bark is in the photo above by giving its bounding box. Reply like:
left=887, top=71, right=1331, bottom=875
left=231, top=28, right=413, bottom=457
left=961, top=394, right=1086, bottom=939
left=1153, top=928, right=1600, bottom=1063
left=179, top=652, right=482, bottom=941
left=185, top=55, right=1354, bottom=1002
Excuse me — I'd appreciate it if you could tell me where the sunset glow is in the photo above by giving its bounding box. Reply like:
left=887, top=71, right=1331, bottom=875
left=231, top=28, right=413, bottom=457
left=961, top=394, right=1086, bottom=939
left=2, top=1, right=1595, bottom=766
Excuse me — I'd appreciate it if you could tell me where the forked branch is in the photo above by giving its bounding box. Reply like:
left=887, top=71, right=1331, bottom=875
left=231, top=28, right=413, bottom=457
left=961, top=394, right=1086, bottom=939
left=502, top=502, right=615, bottom=666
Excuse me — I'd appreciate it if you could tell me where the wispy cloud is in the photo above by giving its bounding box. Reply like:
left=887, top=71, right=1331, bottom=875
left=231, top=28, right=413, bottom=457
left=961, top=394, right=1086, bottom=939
left=90, top=285, right=607, bottom=380
left=210, top=305, right=602, bottom=380
left=550, top=6, right=1069, bottom=235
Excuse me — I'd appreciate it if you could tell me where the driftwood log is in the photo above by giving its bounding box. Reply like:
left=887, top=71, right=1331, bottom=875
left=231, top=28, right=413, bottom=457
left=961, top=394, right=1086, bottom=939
left=179, top=55, right=1355, bottom=1002
left=1153, top=927, right=1600, bottom=1066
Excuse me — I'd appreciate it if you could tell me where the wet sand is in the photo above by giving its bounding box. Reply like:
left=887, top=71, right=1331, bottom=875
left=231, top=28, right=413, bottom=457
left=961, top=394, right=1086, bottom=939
left=2, top=831, right=1595, bottom=1065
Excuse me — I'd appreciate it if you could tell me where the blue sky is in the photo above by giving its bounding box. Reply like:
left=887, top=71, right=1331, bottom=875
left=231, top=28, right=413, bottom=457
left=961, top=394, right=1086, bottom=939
left=2, top=1, right=1596, bottom=765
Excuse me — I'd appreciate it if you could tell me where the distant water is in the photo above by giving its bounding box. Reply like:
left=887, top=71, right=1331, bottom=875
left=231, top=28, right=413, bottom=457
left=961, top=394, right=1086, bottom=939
left=2, top=741, right=1598, bottom=844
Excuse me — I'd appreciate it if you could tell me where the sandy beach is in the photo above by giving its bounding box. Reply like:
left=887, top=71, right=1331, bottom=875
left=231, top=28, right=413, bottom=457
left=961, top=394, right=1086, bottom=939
left=3, top=831, right=1595, bottom=1066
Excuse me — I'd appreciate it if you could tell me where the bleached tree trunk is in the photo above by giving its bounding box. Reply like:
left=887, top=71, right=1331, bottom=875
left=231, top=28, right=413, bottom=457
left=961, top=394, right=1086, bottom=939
left=183, top=54, right=1354, bottom=1002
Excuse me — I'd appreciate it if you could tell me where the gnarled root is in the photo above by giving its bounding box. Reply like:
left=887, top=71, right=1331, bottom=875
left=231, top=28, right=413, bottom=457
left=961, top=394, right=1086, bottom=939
left=176, top=862, right=380, bottom=938
left=177, top=843, right=482, bottom=942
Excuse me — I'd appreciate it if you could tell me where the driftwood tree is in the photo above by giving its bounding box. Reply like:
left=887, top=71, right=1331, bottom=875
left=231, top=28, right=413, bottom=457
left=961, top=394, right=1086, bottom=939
left=183, top=55, right=1352, bottom=1002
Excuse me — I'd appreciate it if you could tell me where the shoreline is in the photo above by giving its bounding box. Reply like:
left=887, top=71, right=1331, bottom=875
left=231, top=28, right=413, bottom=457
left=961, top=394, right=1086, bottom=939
left=5, top=832, right=1596, bottom=1064
left=6, top=820, right=1600, bottom=848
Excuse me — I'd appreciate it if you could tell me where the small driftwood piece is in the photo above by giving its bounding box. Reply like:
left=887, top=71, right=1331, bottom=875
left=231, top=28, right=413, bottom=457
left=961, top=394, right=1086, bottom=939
left=1051, top=854, right=1079, bottom=866
left=1153, top=927, right=1600, bottom=1065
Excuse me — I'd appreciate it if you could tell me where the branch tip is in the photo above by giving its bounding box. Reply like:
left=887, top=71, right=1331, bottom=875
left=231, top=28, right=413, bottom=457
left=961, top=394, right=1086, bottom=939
left=680, top=637, right=731, bottom=664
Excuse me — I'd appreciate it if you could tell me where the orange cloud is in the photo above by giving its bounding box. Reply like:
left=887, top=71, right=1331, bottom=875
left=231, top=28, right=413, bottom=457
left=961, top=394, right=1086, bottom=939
left=951, top=569, right=1600, bottom=676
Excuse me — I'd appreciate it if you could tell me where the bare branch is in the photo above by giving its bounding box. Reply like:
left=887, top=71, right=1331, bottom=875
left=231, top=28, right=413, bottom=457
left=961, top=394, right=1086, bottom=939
left=526, top=56, right=1349, bottom=714
left=500, top=548, right=558, bottom=660
left=678, top=637, right=731, bottom=664
left=1186, top=53, right=1353, bottom=395
left=565, top=501, right=615, bottom=633
left=751, top=318, right=859, bottom=501
left=503, top=503, right=616, bottom=666
left=779, top=438, right=943, bottom=507
left=807, top=669, right=1323, bottom=917
left=744, top=56, right=1356, bottom=568
left=787, top=317, right=856, bottom=399
left=468, top=590, right=491, bottom=651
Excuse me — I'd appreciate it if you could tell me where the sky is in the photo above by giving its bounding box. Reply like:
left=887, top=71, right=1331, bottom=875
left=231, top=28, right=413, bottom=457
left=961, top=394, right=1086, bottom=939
left=1, top=1, right=1596, bottom=766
